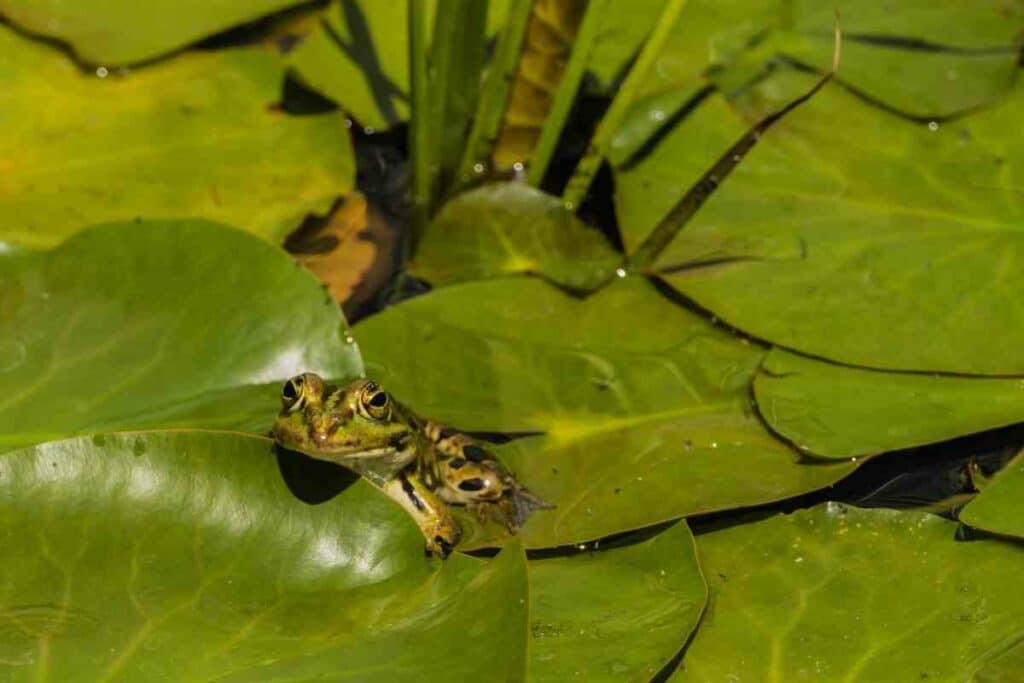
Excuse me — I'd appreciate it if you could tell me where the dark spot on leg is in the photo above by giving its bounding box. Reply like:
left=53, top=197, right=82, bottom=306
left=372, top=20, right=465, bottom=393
left=459, top=478, right=486, bottom=492
left=401, top=477, right=425, bottom=511
left=437, top=427, right=455, bottom=440
left=449, top=457, right=467, bottom=469
left=463, top=444, right=487, bottom=462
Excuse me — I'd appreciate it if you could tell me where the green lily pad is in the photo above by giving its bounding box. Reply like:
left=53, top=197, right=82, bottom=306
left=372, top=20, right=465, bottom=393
left=975, top=642, right=1024, bottom=682
left=0, top=28, right=353, bottom=248
left=356, top=276, right=856, bottom=547
left=960, top=451, right=1024, bottom=540
left=753, top=349, right=1024, bottom=459
left=674, top=504, right=1024, bottom=681
left=410, top=183, right=621, bottom=290
left=646, top=68, right=1024, bottom=374
left=528, top=522, right=706, bottom=681
left=0, top=431, right=529, bottom=681
left=0, top=220, right=361, bottom=453
left=780, top=1, right=1024, bottom=119
left=0, top=0, right=307, bottom=66
left=289, top=1, right=413, bottom=130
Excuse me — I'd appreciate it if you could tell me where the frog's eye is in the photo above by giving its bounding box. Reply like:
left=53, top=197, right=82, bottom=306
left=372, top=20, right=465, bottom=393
left=281, top=375, right=306, bottom=412
left=361, top=386, right=391, bottom=420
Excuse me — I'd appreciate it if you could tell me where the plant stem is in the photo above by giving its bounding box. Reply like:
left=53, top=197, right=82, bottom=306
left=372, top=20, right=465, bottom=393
left=526, top=0, right=610, bottom=188
left=407, top=0, right=433, bottom=252
left=561, top=0, right=688, bottom=209
left=452, top=0, right=535, bottom=193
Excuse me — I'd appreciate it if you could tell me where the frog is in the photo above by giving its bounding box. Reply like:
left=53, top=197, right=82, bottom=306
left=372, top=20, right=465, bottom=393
left=271, top=373, right=552, bottom=558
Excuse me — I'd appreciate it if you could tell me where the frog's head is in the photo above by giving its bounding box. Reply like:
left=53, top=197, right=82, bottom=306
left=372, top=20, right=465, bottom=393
left=271, top=373, right=417, bottom=475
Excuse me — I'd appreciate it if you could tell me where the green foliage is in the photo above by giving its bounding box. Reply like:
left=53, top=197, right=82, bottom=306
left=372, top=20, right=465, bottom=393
left=3, top=0, right=1024, bottom=679
left=0, top=27, right=353, bottom=247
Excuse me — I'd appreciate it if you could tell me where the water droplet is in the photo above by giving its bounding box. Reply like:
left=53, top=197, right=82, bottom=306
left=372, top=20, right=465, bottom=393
left=709, top=441, right=718, bottom=449
left=683, top=440, right=692, bottom=451
left=794, top=556, right=804, bottom=563
left=586, top=507, right=593, bottom=516
left=95, top=66, right=109, bottom=78
left=564, top=201, right=575, bottom=211
left=614, top=267, right=627, bottom=278
left=472, top=162, right=484, bottom=174
left=732, top=154, right=742, bottom=162
left=0, top=339, right=26, bottom=372
left=927, top=121, right=939, bottom=132
left=344, top=119, right=354, bottom=129
left=363, top=126, right=375, bottom=135
left=344, top=334, right=355, bottom=344
left=512, top=161, right=525, bottom=173
left=650, top=109, right=665, bottom=122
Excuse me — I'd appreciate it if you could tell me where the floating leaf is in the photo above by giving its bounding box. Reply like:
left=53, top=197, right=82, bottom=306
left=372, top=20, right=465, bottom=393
left=528, top=522, right=706, bottom=681
left=646, top=69, right=1024, bottom=374
left=675, top=504, right=1024, bottom=681
left=410, top=183, right=621, bottom=289
left=0, top=432, right=529, bottom=681
left=0, top=28, right=353, bottom=248
left=287, top=192, right=379, bottom=306
left=960, top=451, right=1024, bottom=540
left=0, top=220, right=361, bottom=453
left=0, top=0, right=309, bottom=65
left=753, top=350, right=1024, bottom=459
left=356, top=276, right=855, bottom=547
left=780, top=1, right=1024, bottom=118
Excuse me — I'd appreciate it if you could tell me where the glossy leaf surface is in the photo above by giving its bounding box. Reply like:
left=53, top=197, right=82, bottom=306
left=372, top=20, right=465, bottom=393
left=411, top=183, right=621, bottom=289
left=0, top=432, right=529, bottom=682
left=754, top=350, right=1024, bottom=459
left=647, top=70, right=1024, bottom=374
left=960, top=452, right=1024, bottom=540
left=356, top=276, right=855, bottom=547
left=0, top=220, right=361, bottom=453
left=528, top=522, right=706, bottom=681
left=675, top=505, right=1024, bottom=681
left=0, top=0, right=308, bottom=65
left=0, top=29, right=353, bottom=247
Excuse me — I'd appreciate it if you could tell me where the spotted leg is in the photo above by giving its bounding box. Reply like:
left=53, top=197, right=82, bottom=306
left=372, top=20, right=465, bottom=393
left=381, top=472, right=462, bottom=558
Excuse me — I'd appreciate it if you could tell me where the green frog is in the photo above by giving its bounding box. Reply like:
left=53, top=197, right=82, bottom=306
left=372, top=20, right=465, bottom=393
left=272, top=373, right=552, bottom=558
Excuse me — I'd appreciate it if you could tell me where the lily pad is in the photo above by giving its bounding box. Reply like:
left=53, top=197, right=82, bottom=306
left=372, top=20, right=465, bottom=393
left=410, top=183, right=621, bottom=289
left=0, top=431, right=529, bottom=681
left=0, top=220, right=361, bottom=453
left=0, top=28, right=353, bottom=248
left=647, top=68, right=1024, bottom=374
left=753, top=349, right=1024, bottom=459
left=780, top=1, right=1024, bottom=118
left=0, top=0, right=307, bottom=66
left=674, top=504, right=1024, bottom=681
left=355, top=276, right=856, bottom=547
left=528, top=522, right=706, bottom=681
left=960, top=451, right=1024, bottom=540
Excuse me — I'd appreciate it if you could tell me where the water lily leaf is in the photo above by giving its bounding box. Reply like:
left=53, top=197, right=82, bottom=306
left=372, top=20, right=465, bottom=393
left=674, top=504, right=1024, bottom=681
left=780, top=1, right=1024, bottom=119
left=356, top=276, right=856, bottom=547
left=0, top=432, right=529, bottom=681
left=0, top=0, right=308, bottom=66
left=528, top=522, right=706, bottom=682
left=410, top=183, right=621, bottom=289
left=960, top=451, right=1024, bottom=541
left=648, top=68, right=1024, bottom=374
left=975, top=641, right=1024, bottom=682
left=0, top=220, right=361, bottom=453
left=753, top=350, right=1024, bottom=459
left=0, top=28, right=353, bottom=248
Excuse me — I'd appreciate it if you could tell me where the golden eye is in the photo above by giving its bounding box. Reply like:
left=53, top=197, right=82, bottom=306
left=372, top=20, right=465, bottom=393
left=281, top=375, right=305, bottom=412
left=361, top=384, right=391, bottom=420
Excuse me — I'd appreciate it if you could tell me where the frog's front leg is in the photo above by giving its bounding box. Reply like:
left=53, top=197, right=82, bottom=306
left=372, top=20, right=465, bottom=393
left=381, top=472, right=462, bottom=558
